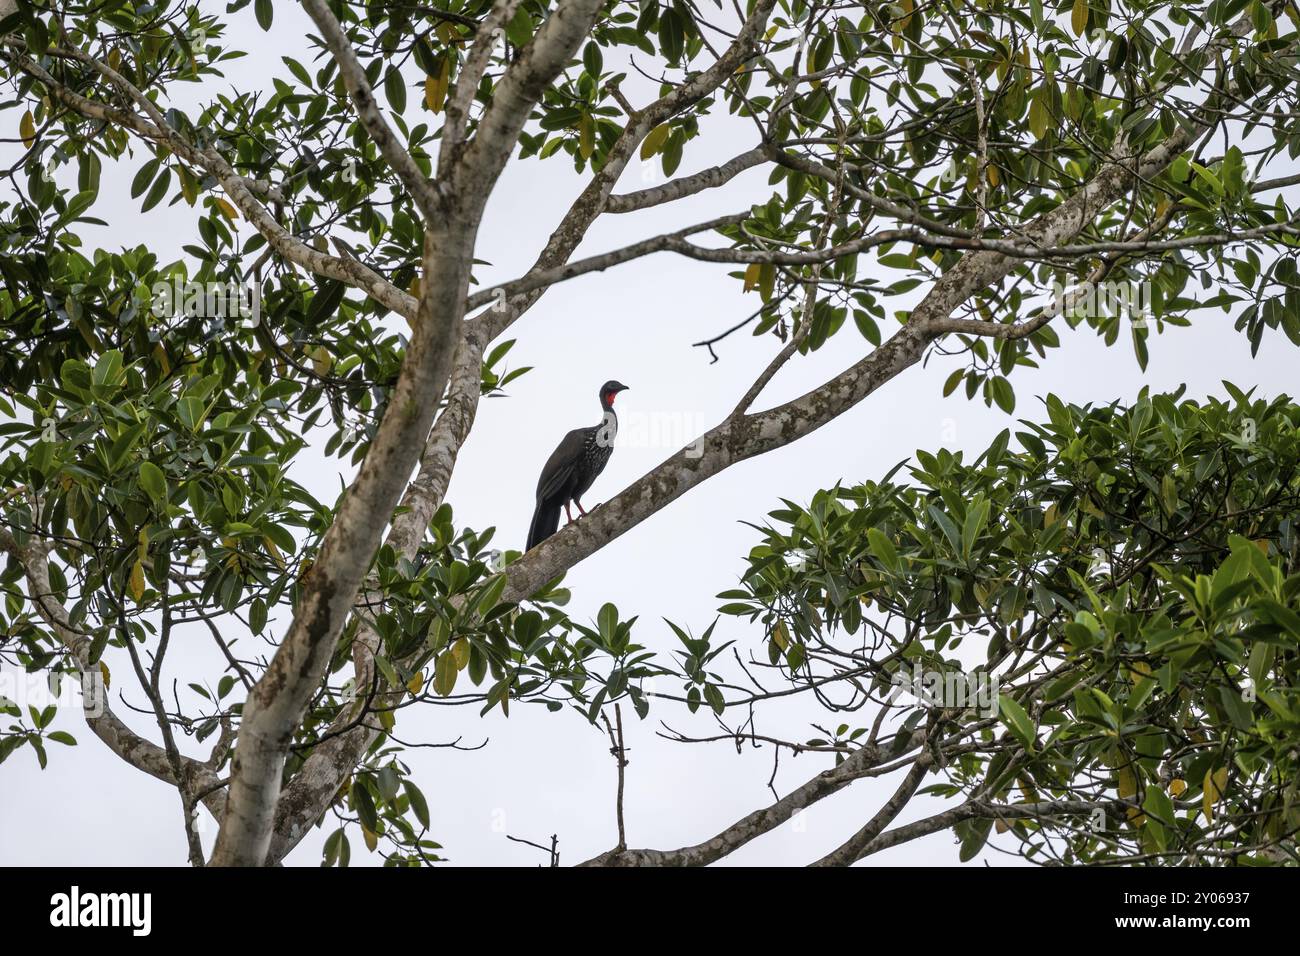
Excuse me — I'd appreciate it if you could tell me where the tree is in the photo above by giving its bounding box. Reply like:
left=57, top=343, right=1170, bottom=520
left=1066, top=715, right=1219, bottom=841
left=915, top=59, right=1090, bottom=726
left=609, top=387, right=1299, bottom=866
left=0, top=0, right=1297, bottom=866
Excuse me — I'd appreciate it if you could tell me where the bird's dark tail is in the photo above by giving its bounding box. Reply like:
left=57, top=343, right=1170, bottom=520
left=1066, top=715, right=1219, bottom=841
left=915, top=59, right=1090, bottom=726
left=527, top=496, right=562, bottom=550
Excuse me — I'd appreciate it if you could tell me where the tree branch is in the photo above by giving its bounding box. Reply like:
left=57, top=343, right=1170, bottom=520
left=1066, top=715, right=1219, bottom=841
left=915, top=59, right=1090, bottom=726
left=302, top=0, right=444, bottom=218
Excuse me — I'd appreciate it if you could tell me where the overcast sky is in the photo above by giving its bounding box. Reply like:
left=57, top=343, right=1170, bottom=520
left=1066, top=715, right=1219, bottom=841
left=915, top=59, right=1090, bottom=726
left=3, top=3, right=1298, bottom=867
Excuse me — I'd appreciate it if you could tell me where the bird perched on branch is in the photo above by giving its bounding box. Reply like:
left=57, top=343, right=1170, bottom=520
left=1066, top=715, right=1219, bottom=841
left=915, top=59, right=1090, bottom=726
left=527, top=380, right=629, bottom=550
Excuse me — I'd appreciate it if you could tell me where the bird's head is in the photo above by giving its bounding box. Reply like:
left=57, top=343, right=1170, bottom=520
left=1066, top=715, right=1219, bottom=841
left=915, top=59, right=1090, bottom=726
left=599, top=380, right=629, bottom=409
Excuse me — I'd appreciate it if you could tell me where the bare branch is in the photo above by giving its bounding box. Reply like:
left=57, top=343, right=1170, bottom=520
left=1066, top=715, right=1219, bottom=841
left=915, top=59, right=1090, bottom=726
left=605, top=146, right=766, bottom=213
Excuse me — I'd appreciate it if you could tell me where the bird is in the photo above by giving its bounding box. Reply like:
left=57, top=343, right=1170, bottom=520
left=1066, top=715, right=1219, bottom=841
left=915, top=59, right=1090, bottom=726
left=527, top=380, right=629, bottom=550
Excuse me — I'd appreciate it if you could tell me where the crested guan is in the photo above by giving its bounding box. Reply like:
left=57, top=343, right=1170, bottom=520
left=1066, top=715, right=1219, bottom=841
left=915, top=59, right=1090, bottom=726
left=527, top=380, right=629, bottom=550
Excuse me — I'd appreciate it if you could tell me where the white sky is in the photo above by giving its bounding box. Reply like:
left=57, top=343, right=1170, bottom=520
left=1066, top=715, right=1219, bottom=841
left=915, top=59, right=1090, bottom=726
left=2, top=3, right=1298, bottom=866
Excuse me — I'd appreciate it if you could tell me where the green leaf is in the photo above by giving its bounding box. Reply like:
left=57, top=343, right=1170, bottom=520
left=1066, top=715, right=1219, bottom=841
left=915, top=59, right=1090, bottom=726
left=138, top=461, right=167, bottom=506
left=131, top=158, right=160, bottom=199
left=990, top=376, right=1016, bottom=414
left=405, top=780, right=430, bottom=829
left=998, top=694, right=1036, bottom=748
left=254, top=0, right=273, bottom=31
left=141, top=166, right=172, bottom=213
left=582, top=42, right=603, bottom=77
left=597, top=602, right=618, bottom=645
left=867, top=527, right=899, bottom=570
left=1142, top=786, right=1174, bottom=851
left=658, top=9, right=684, bottom=63
left=474, top=574, right=507, bottom=619
left=384, top=68, right=406, bottom=113
left=377, top=764, right=400, bottom=802
left=958, top=817, right=993, bottom=862
left=961, top=496, right=989, bottom=562
left=352, top=780, right=378, bottom=831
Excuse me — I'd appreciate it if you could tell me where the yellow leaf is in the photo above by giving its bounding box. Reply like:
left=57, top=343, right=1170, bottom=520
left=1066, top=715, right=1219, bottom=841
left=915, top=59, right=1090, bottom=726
left=215, top=198, right=239, bottom=221
left=424, top=57, right=450, bottom=113
left=1169, top=778, right=1186, bottom=797
left=129, top=558, right=146, bottom=601
left=361, top=824, right=378, bottom=852
left=310, top=345, right=332, bottom=376
left=406, top=672, right=424, bottom=695
left=99, top=661, right=111, bottom=690
left=1116, top=763, right=1137, bottom=800
left=1202, top=766, right=1228, bottom=822
left=433, top=652, right=457, bottom=696
left=986, top=164, right=1000, bottom=187
left=108, top=48, right=121, bottom=71
left=262, top=535, right=286, bottom=568
left=20, top=110, right=35, bottom=149
left=1127, top=660, right=1151, bottom=682
left=742, top=262, right=762, bottom=293
left=1071, top=0, right=1089, bottom=37
left=640, top=124, right=671, bottom=160
left=578, top=113, right=594, bottom=160
left=772, top=620, right=789, bottom=650
left=451, top=636, right=470, bottom=670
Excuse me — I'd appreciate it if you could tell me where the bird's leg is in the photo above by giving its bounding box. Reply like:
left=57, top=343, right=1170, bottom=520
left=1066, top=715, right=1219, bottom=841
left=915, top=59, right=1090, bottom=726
left=574, top=498, right=589, bottom=517
left=564, top=502, right=574, bottom=524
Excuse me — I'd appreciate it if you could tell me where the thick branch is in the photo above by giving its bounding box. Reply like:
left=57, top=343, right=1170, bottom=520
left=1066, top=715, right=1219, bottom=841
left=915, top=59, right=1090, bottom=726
left=810, top=756, right=931, bottom=866
left=209, top=227, right=467, bottom=866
